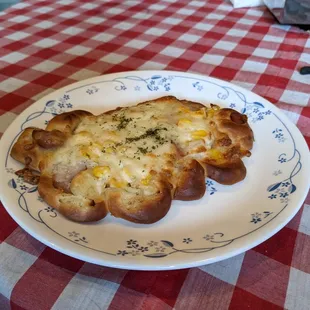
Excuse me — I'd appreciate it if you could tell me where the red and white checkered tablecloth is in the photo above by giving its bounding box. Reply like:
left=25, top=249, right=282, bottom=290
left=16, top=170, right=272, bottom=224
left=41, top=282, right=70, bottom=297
left=0, top=0, right=309, bottom=309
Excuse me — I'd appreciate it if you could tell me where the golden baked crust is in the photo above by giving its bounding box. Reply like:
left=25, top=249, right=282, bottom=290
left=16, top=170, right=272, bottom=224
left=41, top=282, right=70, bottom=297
left=174, top=159, right=206, bottom=201
left=10, top=96, right=254, bottom=224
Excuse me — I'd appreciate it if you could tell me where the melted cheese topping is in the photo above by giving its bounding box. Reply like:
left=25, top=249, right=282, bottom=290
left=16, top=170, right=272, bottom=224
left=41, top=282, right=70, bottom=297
left=50, top=99, right=217, bottom=198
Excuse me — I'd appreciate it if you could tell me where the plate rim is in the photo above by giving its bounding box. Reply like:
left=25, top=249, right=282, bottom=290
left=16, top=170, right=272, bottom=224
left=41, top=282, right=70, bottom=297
left=0, top=69, right=309, bottom=270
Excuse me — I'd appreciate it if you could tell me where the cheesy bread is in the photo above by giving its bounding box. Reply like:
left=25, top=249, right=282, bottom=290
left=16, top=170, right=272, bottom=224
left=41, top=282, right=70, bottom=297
left=11, top=96, right=254, bottom=224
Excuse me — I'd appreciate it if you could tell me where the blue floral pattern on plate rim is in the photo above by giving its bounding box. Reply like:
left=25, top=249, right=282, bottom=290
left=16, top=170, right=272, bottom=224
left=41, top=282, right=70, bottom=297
left=1, top=71, right=307, bottom=263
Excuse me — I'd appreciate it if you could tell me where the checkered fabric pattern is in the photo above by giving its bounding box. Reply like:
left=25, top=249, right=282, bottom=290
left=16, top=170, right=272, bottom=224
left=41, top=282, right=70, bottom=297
left=0, top=0, right=309, bottom=309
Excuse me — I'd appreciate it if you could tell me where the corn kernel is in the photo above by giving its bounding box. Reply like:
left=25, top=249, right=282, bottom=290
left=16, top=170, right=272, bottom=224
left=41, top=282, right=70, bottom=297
left=92, top=142, right=102, bottom=149
left=141, top=174, right=152, bottom=186
left=208, top=149, right=223, bottom=159
left=123, top=167, right=131, bottom=177
left=80, top=146, right=95, bottom=159
left=92, top=166, right=110, bottom=178
left=81, top=143, right=102, bottom=160
left=177, top=118, right=192, bottom=126
left=102, top=140, right=115, bottom=146
left=119, top=146, right=127, bottom=153
left=191, top=130, right=208, bottom=140
left=105, top=147, right=114, bottom=154
left=193, top=110, right=204, bottom=115
left=110, top=178, right=126, bottom=188
left=178, top=106, right=190, bottom=113
left=191, top=108, right=206, bottom=117
left=78, top=131, right=92, bottom=137
left=80, top=147, right=88, bottom=157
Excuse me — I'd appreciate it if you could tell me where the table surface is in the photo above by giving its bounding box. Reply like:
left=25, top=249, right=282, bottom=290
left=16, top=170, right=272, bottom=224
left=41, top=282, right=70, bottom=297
left=0, top=0, right=309, bottom=309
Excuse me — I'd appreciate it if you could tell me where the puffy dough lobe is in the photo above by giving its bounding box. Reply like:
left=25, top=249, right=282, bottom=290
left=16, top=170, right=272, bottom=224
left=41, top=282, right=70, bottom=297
left=105, top=181, right=173, bottom=224
left=15, top=168, right=40, bottom=185
left=46, top=110, right=93, bottom=133
left=174, top=159, right=206, bottom=201
left=213, top=108, right=254, bottom=152
left=11, top=110, right=92, bottom=171
left=10, top=127, right=48, bottom=171
left=32, top=129, right=66, bottom=149
left=205, top=160, right=246, bottom=185
left=38, top=175, right=108, bottom=222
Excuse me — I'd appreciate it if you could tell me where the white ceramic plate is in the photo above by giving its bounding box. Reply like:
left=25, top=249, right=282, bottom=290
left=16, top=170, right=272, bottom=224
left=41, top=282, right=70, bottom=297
left=0, top=70, right=309, bottom=270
